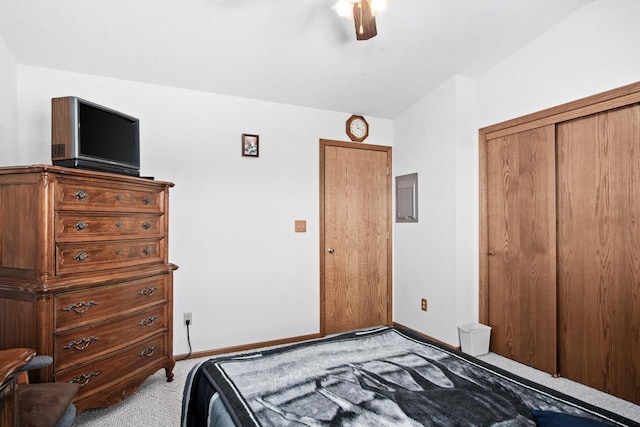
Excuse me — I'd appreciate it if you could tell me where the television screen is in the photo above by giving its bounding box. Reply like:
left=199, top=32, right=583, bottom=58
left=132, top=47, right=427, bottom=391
left=78, top=101, right=140, bottom=167
left=52, top=96, right=141, bottom=176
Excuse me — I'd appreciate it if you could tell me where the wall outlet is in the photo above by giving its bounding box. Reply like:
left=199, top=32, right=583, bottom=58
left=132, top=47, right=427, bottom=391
left=421, top=298, right=427, bottom=311
left=184, top=312, right=192, bottom=326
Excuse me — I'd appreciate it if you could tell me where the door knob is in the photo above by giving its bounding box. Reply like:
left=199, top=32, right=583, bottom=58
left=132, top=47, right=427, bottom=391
left=327, top=248, right=335, bottom=254
left=488, top=251, right=495, bottom=256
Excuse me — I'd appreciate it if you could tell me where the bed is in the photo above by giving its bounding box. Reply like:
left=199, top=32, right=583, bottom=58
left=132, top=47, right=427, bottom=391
left=181, top=326, right=639, bottom=426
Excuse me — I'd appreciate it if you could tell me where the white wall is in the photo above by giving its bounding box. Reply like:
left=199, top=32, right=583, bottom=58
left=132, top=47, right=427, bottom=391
left=0, top=33, right=18, bottom=164
left=453, top=77, right=478, bottom=334
left=393, top=76, right=476, bottom=345
left=15, top=66, right=394, bottom=354
left=477, top=0, right=640, bottom=127
left=392, top=0, right=640, bottom=346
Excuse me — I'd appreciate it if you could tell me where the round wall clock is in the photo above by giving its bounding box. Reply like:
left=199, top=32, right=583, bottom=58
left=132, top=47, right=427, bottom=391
left=346, top=115, right=369, bottom=142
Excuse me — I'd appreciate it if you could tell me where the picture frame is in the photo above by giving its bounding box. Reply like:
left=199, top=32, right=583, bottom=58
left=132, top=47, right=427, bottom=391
left=242, top=133, right=259, bottom=157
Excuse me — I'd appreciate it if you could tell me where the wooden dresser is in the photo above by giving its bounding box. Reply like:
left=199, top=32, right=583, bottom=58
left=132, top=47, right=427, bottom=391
left=0, top=165, right=177, bottom=412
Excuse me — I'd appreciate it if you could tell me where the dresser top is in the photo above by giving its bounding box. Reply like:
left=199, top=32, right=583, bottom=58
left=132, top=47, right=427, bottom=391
left=0, top=164, right=174, bottom=187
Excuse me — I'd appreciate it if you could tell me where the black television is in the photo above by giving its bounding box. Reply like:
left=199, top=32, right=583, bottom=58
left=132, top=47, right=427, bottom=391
left=51, top=96, right=140, bottom=177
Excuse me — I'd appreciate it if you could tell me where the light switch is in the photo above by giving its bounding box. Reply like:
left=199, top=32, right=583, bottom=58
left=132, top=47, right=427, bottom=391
left=295, top=220, right=306, bottom=233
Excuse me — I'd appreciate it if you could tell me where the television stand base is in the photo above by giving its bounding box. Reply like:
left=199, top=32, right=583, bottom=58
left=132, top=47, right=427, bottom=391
left=53, top=159, right=140, bottom=177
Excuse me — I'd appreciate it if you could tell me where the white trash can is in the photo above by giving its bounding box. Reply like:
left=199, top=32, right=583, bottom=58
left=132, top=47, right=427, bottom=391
left=458, top=323, right=491, bottom=356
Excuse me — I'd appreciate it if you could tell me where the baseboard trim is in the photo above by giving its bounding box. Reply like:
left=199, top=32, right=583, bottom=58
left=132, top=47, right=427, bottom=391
left=175, top=332, right=323, bottom=361
left=175, top=324, right=461, bottom=361
left=393, top=322, right=461, bottom=351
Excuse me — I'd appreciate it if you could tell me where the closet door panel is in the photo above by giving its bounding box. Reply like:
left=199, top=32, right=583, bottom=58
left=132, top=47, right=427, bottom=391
left=486, top=125, right=557, bottom=374
left=557, top=104, right=640, bottom=404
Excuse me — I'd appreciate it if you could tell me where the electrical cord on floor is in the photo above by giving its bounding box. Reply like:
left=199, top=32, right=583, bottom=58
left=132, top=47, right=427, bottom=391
left=180, top=319, right=193, bottom=361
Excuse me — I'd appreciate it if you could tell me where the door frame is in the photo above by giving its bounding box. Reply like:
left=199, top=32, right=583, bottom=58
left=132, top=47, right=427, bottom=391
left=319, top=139, right=393, bottom=336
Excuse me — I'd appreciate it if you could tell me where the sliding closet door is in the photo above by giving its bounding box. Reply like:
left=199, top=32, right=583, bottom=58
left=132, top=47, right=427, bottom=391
left=486, top=125, right=557, bottom=375
left=557, top=105, right=640, bottom=403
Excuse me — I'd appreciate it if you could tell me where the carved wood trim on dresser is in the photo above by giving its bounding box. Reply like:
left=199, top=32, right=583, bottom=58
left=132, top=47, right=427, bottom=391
left=0, top=164, right=178, bottom=412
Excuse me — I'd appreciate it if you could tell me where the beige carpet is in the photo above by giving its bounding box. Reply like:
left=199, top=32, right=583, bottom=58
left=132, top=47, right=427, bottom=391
left=477, top=353, right=640, bottom=423
left=73, top=353, right=640, bottom=426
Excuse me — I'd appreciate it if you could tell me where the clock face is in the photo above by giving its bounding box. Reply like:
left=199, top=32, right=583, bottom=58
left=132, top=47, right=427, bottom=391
left=346, top=115, right=368, bottom=141
left=350, top=119, right=367, bottom=138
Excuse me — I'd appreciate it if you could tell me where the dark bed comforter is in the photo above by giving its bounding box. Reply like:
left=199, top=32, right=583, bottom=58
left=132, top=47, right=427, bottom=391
left=181, top=326, right=639, bottom=427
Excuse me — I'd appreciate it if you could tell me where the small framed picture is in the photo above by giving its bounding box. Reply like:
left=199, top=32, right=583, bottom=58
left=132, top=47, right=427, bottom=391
left=242, top=134, right=259, bottom=157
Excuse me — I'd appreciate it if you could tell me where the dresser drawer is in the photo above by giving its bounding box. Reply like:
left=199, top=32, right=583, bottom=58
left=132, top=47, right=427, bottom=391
left=56, top=238, right=163, bottom=275
left=54, top=306, right=167, bottom=371
left=55, top=179, right=165, bottom=213
left=55, top=274, right=169, bottom=331
left=55, top=334, right=166, bottom=400
left=55, top=213, right=164, bottom=242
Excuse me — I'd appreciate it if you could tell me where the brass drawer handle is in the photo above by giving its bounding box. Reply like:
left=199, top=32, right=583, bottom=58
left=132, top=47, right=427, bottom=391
left=115, top=249, right=122, bottom=255
left=138, top=287, right=158, bottom=296
left=139, top=345, right=159, bottom=357
left=73, top=252, right=88, bottom=262
left=63, top=301, right=97, bottom=314
left=142, top=247, right=151, bottom=255
left=138, top=315, right=159, bottom=327
left=115, top=194, right=122, bottom=200
left=74, top=190, right=88, bottom=200
left=64, top=336, right=99, bottom=351
left=74, top=221, right=89, bottom=231
left=142, top=196, right=151, bottom=205
left=69, top=371, right=100, bottom=387
left=142, top=222, right=151, bottom=230
left=115, top=222, right=124, bottom=228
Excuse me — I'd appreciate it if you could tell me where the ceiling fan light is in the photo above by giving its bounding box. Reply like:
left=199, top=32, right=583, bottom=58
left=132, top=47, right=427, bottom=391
left=332, top=0, right=354, bottom=19
left=369, top=0, right=388, bottom=15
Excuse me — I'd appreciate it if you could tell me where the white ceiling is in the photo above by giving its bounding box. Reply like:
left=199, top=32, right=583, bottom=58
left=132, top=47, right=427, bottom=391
left=0, top=0, right=593, bottom=119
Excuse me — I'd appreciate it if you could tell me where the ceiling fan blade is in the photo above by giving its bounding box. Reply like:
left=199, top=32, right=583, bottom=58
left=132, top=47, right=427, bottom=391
left=353, top=0, right=377, bottom=40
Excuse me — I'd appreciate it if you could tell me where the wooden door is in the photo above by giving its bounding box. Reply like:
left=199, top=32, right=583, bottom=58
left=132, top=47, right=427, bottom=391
left=557, top=105, right=640, bottom=403
left=320, top=139, right=392, bottom=335
left=485, top=125, right=557, bottom=374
